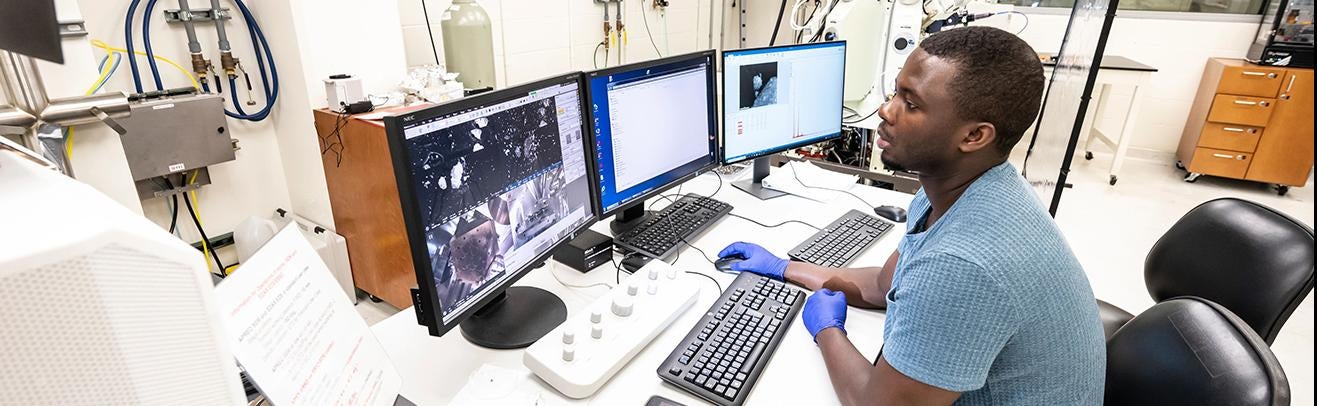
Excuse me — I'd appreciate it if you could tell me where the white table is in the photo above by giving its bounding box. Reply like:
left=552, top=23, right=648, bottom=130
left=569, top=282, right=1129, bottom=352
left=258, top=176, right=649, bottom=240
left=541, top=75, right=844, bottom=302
left=1042, top=55, right=1158, bottom=186
left=370, top=167, right=915, bottom=405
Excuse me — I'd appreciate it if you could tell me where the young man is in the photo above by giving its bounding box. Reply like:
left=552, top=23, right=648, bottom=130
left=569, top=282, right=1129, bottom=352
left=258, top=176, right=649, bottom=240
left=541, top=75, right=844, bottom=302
left=718, top=27, right=1105, bottom=405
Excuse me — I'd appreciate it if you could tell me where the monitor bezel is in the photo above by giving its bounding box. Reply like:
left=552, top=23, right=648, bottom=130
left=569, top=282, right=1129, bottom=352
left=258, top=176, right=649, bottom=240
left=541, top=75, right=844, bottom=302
left=719, top=40, right=848, bottom=166
left=583, top=50, right=722, bottom=219
left=384, top=72, right=600, bottom=337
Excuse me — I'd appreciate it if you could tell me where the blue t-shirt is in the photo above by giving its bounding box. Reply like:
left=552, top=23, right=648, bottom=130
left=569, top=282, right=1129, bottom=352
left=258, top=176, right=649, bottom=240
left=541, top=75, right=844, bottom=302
left=882, top=162, right=1105, bottom=405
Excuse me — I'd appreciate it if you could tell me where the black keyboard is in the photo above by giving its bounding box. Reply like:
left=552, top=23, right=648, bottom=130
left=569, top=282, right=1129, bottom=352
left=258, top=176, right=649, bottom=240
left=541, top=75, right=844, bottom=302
left=788, top=209, right=893, bottom=268
left=657, top=272, right=804, bottom=406
left=615, top=194, right=732, bottom=259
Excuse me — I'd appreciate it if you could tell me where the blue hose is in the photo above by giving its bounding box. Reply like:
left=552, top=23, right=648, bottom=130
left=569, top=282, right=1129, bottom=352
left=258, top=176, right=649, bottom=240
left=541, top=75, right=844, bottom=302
left=142, top=0, right=166, bottom=91
left=124, top=0, right=144, bottom=93
left=132, top=0, right=277, bottom=121
left=222, top=0, right=279, bottom=122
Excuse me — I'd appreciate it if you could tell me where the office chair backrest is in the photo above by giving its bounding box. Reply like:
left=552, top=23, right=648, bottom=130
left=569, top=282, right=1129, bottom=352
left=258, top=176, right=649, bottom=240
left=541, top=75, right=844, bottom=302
left=1144, top=197, right=1315, bottom=344
left=1105, top=297, right=1290, bottom=406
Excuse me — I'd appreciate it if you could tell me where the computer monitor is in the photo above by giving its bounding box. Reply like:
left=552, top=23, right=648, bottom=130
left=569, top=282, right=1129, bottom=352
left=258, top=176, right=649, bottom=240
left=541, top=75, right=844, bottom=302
left=385, top=73, right=598, bottom=349
left=585, top=51, right=720, bottom=233
left=721, top=41, right=847, bottom=199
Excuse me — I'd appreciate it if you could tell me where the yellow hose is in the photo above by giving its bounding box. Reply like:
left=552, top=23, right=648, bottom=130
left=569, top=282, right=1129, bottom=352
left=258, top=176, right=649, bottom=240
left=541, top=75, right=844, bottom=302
left=186, top=170, right=217, bottom=274
left=90, top=39, right=201, bottom=90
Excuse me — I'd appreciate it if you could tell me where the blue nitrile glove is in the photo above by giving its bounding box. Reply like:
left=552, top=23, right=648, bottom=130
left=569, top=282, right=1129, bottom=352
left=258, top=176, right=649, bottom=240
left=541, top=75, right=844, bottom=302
left=802, top=288, right=848, bottom=343
left=717, top=242, right=788, bottom=280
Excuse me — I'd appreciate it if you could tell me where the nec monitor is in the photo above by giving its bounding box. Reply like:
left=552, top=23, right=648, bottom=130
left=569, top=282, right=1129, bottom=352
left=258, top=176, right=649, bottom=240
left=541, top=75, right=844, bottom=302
left=584, top=50, right=720, bottom=233
left=385, top=73, right=597, bottom=348
left=721, top=41, right=846, bottom=199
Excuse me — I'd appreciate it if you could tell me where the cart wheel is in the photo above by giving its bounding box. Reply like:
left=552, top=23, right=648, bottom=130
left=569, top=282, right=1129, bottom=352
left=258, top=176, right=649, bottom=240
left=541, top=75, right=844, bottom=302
left=1184, top=173, right=1201, bottom=183
left=369, top=295, right=383, bottom=303
left=1085, top=151, right=1094, bottom=160
left=1109, top=175, right=1118, bottom=185
left=1277, top=185, right=1290, bottom=196
left=1174, top=161, right=1185, bottom=170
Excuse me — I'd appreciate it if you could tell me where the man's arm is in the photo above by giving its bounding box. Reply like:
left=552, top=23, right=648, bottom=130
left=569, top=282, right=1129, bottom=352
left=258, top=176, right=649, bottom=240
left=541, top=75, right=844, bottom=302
left=784, top=250, right=899, bottom=309
left=815, top=329, right=960, bottom=406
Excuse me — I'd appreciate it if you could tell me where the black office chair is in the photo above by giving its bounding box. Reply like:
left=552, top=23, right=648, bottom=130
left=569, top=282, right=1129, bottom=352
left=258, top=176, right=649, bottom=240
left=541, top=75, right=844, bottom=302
left=1105, top=297, right=1290, bottom=405
left=1098, top=198, right=1315, bottom=344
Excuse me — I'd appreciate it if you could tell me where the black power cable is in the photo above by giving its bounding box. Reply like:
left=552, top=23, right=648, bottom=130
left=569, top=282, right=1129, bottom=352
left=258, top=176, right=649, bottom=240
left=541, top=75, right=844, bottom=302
left=686, top=271, right=723, bottom=293
left=421, top=0, right=442, bottom=65
left=182, top=193, right=228, bottom=278
left=162, top=176, right=227, bottom=277
left=168, top=195, right=179, bottom=234
left=769, top=0, right=789, bottom=46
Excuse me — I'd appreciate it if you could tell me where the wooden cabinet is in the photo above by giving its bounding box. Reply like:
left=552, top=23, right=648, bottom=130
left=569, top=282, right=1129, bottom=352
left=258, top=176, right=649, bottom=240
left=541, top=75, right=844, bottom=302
left=312, top=109, right=416, bottom=308
left=1178, top=58, right=1313, bottom=193
left=1247, top=69, right=1315, bottom=186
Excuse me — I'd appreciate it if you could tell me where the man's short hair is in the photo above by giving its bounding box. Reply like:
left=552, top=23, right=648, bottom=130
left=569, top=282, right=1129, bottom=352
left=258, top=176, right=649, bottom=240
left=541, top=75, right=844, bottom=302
left=919, top=26, right=1044, bottom=155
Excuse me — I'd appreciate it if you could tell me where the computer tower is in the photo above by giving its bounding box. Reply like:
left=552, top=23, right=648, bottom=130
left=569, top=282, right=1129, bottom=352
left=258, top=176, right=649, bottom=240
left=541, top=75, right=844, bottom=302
left=1246, top=0, right=1314, bottom=68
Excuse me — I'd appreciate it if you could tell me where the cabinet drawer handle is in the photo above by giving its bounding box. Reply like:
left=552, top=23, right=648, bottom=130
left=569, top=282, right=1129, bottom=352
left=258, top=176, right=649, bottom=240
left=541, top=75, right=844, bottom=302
left=1222, top=127, right=1246, bottom=132
left=1242, top=71, right=1278, bottom=78
left=1285, top=75, right=1297, bottom=92
left=1233, top=100, right=1258, bottom=105
left=1212, top=153, right=1234, bottom=159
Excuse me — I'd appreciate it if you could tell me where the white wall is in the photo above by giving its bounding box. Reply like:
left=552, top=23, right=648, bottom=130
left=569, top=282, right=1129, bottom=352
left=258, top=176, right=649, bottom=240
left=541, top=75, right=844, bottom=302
left=41, top=0, right=407, bottom=268
left=396, top=0, right=728, bottom=87
left=1014, top=13, right=1262, bottom=158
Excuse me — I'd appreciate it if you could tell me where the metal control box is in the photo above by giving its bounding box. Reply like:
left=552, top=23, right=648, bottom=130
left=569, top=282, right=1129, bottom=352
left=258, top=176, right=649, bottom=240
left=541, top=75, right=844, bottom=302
left=119, top=93, right=233, bottom=181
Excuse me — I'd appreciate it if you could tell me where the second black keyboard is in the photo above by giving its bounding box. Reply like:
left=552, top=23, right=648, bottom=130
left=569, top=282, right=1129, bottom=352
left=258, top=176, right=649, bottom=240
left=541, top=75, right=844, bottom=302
left=614, top=194, right=732, bottom=259
left=657, top=272, right=804, bottom=406
left=788, top=209, right=893, bottom=268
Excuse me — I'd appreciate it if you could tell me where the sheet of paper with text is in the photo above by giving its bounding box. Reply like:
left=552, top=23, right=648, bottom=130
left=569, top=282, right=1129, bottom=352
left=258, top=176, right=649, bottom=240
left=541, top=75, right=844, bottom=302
left=215, top=224, right=401, bottom=406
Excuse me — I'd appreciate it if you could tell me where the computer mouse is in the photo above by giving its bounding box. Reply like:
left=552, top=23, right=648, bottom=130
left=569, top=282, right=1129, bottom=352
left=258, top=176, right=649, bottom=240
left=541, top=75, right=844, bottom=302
left=714, top=254, right=747, bottom=273
left=873, top=205, right=908, bottom=223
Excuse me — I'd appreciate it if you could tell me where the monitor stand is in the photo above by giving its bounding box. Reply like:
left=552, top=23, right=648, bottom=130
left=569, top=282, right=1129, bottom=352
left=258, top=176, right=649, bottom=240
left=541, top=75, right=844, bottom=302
left=609, top=201, right=652, bottom=235
left=459, top=283, right=566, bottom=349
left=731, top=157, right=787, bottom=200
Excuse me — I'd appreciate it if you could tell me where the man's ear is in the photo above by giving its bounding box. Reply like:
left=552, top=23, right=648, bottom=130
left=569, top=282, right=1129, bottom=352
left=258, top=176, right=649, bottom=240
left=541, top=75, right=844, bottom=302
left=958, top=122, right=997, bottom=153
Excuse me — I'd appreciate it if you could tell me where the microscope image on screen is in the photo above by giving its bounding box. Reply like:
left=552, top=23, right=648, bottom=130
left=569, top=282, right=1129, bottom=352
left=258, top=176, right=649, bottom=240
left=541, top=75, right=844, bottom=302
left=408, top=97, right=565, bottom=228
left=739, top=62, right=778, bottom=109
left=506, top=166, right=570, bottom=248
left=406, top=94, right=594, bottom=316
left=425, top=165, right=576, bottom=314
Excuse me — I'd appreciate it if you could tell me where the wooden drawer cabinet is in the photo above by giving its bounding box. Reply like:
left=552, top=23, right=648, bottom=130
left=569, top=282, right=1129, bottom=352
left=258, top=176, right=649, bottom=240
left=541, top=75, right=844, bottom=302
left=1198, top=123, right=1263, bottom=152
left=1217, top=65, right=1287, bottom=97
left=1178, top=58, right=1313, bottom=194
left=1207, top=95, right=1275, bottom=127
left=1190, top=147, right=1253, bottom=179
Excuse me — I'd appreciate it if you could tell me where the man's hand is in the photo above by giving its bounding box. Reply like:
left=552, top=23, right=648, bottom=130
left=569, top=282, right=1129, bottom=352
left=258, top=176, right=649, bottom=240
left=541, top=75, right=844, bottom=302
left=803, top=288, right=848, bottom=343
left=718, top=242, right=788, bottom=280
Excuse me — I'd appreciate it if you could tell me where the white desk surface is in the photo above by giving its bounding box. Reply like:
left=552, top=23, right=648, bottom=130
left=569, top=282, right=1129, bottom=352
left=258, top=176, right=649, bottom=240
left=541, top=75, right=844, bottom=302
left=371, top=166, right=916, bottom=405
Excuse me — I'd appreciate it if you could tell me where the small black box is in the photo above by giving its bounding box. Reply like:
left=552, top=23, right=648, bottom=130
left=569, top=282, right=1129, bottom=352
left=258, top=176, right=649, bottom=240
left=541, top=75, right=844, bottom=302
left=553, top=229, right=613, bottom=273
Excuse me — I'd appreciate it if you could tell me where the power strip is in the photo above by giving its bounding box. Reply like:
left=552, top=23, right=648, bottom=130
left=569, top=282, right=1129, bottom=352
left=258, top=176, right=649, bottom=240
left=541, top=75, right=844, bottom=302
left=524, top=260, right=700, bottom=398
